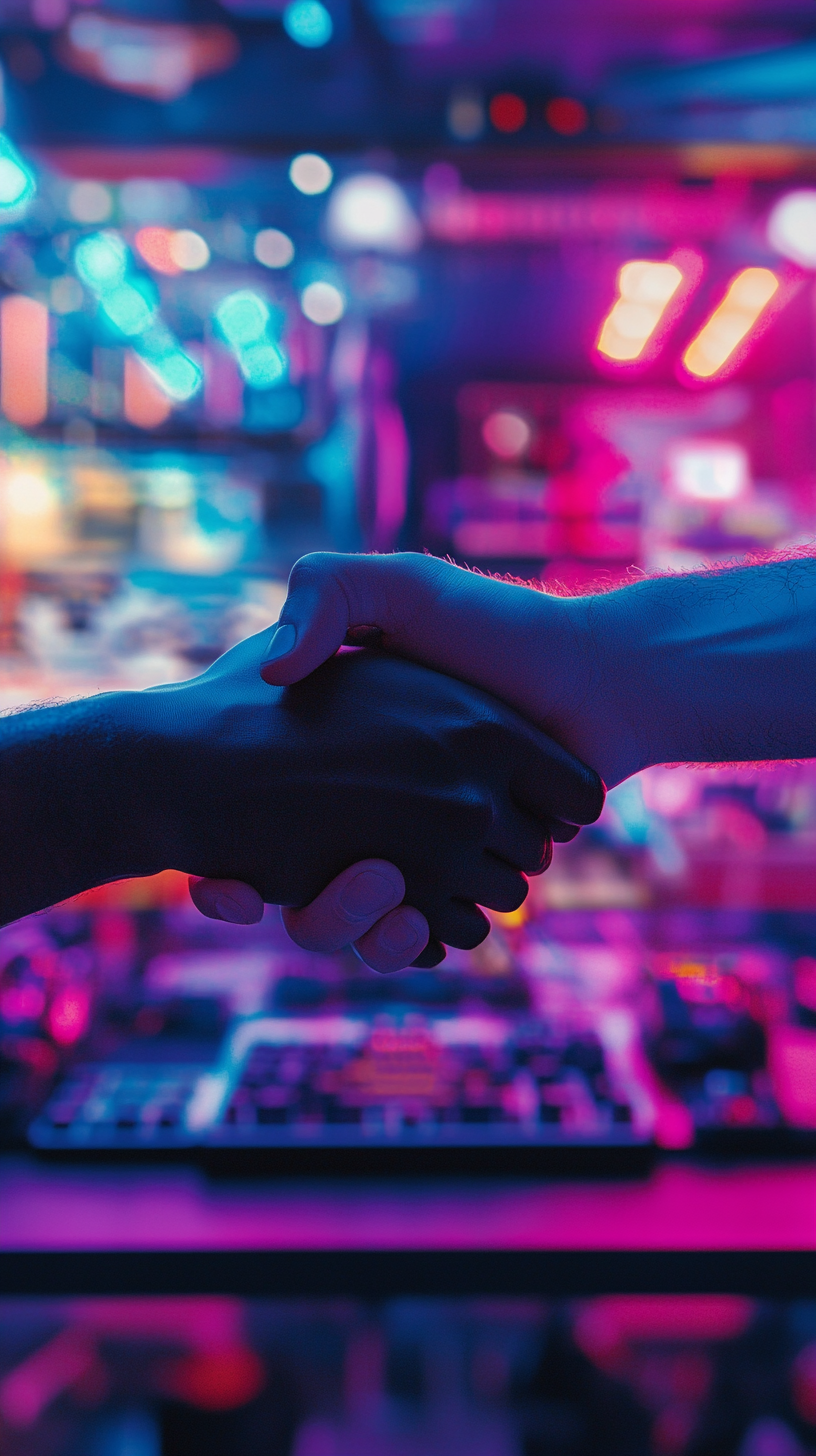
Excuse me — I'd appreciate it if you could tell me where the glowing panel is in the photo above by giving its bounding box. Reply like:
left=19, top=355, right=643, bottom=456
left=124, top=350, right=172, bottom=428
left=597, top=260, right=684, bottom=362
left=682, top=268, right=778, bottom=380
left=668, top=442, right=748, bottom=502
left=0, top=295, right=48, bottom=427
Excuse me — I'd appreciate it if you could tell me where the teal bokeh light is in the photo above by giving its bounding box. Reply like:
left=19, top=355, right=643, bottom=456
left=215, top=289, right=288, bottom=390
left=75, top=232, right=128, bottom=292
left=75, top=232, right=202, bottom=403
left=283, top=0, right=333, bottom=48
left=0, top=135, right=36, bottom=213
left=215, top=290, right=270, bottom=348
left=101, top=280, right=156, bottom=337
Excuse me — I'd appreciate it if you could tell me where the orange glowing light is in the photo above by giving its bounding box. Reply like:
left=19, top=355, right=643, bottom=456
left=124, top=350, right=172, bottom=429
left=0, top=295, right=48, bottom=427
left=682, top=267, right=779, bottom=379
left=597, top=259, right=684, bottom=362
left=134, top=226, right=180, bottom=276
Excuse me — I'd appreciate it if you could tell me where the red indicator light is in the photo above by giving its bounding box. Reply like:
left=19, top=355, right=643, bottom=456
left=545, top=97, right=588, bottom=135
left=489, top=93, right=527, bottom=133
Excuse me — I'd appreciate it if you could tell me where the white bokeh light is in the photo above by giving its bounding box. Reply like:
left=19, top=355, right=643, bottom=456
left=481, top=410, right=531, bottom=460
left=300, top=280, right=345, bottom=325
left=668, top=442, right=748, bottom=502
left=767, top=190, right=816, bottom=269
left=326, top=173, right=421, bottom=253
left=169, top=229, right=210, bottom=271
left=254, top=228, right=295, bottom=268
left=68, top=180, right=113, bottom=223
left=289, top=153, right=333, bottom=196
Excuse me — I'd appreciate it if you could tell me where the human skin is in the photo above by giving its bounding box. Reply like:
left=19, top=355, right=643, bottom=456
left=195, top=549, right=816, bottom=960
left=0, top=626, right=602, bottom=955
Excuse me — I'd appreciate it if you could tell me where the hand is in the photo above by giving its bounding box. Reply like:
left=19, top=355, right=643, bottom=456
left=190, top=859, right=433, bottom=973
left=255, top=551, right=636, bottom=786
left=139, top=629, right=603, bottom=965
left=260, top=549, right=816, bottom=782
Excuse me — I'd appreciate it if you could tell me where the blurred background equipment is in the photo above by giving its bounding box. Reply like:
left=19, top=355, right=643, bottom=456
left=2, top=1295, right=816, bottom=1456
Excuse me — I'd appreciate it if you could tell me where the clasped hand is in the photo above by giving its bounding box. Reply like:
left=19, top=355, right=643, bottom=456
left=189, top=573, right=604, bottom=969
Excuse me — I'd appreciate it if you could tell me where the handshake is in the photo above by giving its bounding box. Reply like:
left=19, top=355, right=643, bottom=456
left=3, top=549, right=813, bottom=955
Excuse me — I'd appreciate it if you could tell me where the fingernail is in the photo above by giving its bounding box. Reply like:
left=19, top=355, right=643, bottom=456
left=263, top=622, right=296, bottom=662
left=339, top=870, right=399, bottom=920
left=380, top=911, right=421, bottom=955
left=214, top=892, right=259, bottom=925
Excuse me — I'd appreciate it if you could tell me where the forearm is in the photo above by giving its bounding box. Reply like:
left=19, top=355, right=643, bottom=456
left=0, top=693, right=167, bottom=925
left=544, top=557, right=816, bottom=784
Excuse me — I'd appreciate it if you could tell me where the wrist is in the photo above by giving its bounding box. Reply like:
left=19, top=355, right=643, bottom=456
left=528, top=589, right=655, bottom=788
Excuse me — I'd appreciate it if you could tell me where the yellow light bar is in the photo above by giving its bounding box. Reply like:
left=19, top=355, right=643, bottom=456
left=597, top=259, right=684, bottom=362
left=682, top=267, right=779, bottom=379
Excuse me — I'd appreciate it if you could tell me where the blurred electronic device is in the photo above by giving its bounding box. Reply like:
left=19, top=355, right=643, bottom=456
left=26, top=935, right=656, bottom=1173
left=16, top=887, right=816, bottom=1171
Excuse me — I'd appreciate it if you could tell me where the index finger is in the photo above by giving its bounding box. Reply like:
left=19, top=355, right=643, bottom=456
left=508, top=720, right=606, bottom=827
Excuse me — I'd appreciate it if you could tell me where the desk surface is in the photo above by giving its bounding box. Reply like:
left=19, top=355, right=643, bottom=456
left=2, top=1156, right=814, bottom=1252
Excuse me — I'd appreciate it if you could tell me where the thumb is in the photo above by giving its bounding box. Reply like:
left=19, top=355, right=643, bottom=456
left=259, top=553, right=356, bottom=686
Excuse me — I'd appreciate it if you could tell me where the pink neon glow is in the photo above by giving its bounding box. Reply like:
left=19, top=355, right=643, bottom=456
left=574, top=1296, right=754, bottom=1363
left=46, top=986, right=91, bottom=1046
left=124, top=350, right=172, bottom=428
left=1, top=1162, right=813, bottom=1251
left=135, top=225, right=181, bottom=276
left=372, top=397, right=409, bottom=552
left=0, top=1328, right=96, bottom=1429
left=424, top=188, right=740, bottom=245
left=0, top=295, right=48, bottom=427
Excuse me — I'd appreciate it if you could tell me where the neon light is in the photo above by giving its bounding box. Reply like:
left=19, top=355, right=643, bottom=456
left=768, top=190, right=816, bottom=268
left=597, top=260, right=683, bottom=362
left=214, top=290, right=287, bottom=387
left=216, top=290, right=269, bottom=348
left=123, top=350, right=172, bottom=428
left=135, top=225, right=181, bottom=276
left=101, top=280, right=156, bottom=337
left=254, top=229, right=294, bottom=268
left=283, top=0, right=333, bottom=47
left=300, top=280, right=345, bottom=325
left=75, top=232, right=127, bottom=291
left=289, top=152, right=333, bottom=196
left=0, top=296, right=48, bottom=427
left=327, top=174, right=421, bottom=253
left=545, top=97, right=588, bottom=135
left=682, top=267, right=779, bottom=379
left=0, top=134, right=35, bottom=213
left=75, top=231, right=202, bottom=403
left=47, top=986, right=91, bottom=1046
left=668, top=442, right=748, bottom=502
left=489, top=93, right=526, bottom=133
left=171, top=229, right=210, bottom=271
